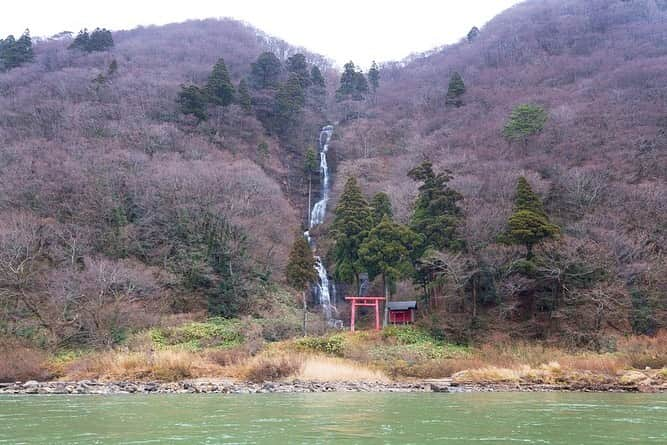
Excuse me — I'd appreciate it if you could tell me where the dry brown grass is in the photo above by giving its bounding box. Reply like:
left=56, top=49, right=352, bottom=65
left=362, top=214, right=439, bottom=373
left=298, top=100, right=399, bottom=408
left=64, top=350, right=225, bottom=381
left=298, top=356, right=388, bottom=382
left=0, top=340, right=52, bottom=382
left=237, top=353, right=304, bottom=382
left=230, top=350, right=389, bottom=383
left=618, top=332, right=667, bottom=369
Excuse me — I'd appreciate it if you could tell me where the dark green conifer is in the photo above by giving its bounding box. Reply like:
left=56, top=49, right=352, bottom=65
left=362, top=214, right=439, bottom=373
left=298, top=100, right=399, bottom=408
left=514, top=176, right=546, bottom=216
left=408, top=161, right=464, bottom=252
left=69, top=29, right=90, bottom=51
left=88, top=28, right=114, bottom=51
left=446, top=72, right=466, bottom=107
left=359, top=215, right=420, bottom=325
left=205, top=58, right=235, bottom=107
left=286, top=234, right=318, bottom=335
left=250, top=52, right=282, bottom=89
left=273, top=73, right=305, bottom=136
left=286, top=53, right=311, bottom=87
left=0, top=30, right=33, bottom=71
left=237, top=79, right=252, bottom=113
left=467, top=26, right=480, bottom=42
left=177, top=84, right=208, bottom=122
left=505, top=177, right=559, bottom=258
left=310, top=66, right=325, bottom=88
left=370, top=192, right=393, bottom=225
left=368, top=61, right=380, bottom=92
left=331, top=177, right=373, bottom=288
left=503, top=104, right=548, bottom=147
left=108, top=59, right=118, bottom=76
left=336, top=61, right=368, bottom=101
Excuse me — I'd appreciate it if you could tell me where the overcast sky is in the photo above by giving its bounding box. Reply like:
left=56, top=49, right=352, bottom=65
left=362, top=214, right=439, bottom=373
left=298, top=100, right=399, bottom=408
left=2, top=0, right=524, bottom=67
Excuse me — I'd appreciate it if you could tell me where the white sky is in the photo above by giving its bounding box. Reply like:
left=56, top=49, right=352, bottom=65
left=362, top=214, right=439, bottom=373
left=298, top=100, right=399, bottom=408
left=2, top=0, right=524, bottom=67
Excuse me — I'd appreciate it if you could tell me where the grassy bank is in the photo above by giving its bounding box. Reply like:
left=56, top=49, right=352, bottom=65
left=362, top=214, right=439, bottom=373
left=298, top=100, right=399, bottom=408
left=2, top=321, right=666, bottom=390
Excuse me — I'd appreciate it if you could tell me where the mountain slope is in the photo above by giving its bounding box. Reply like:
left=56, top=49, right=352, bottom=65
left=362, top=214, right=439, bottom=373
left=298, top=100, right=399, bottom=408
left=331, top=0, right=666, bottom=342
left=0, top=19, right=331, bottom=346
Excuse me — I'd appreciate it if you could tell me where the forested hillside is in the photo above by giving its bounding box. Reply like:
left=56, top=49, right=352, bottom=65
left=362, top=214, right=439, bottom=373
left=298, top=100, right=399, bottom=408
left=329, top=0, right=666, bottom=344
left=0, top=19, right=333, bottom=347
left=1, top=0, right=666, bottom=358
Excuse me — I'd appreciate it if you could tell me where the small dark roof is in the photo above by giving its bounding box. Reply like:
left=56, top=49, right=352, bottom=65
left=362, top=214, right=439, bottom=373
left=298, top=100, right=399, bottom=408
left=387, top=301, right=417, bottom=311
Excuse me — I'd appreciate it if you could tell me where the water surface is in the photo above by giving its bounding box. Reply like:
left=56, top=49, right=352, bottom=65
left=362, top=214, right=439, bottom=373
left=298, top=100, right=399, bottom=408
left=1, top=392, right=665, bottom=444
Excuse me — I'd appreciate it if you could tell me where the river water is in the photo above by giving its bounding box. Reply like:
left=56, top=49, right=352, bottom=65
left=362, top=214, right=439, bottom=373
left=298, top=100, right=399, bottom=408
left=1, top=393, right=665, bottom=444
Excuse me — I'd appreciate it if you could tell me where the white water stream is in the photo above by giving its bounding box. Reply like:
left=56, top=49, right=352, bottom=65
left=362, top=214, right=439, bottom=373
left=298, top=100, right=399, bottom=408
left=305, top=125, right=337, bottom=322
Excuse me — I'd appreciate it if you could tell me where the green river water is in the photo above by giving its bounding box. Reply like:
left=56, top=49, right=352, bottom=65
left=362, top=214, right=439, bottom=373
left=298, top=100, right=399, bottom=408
left=0, top=392, right=665, bottom=444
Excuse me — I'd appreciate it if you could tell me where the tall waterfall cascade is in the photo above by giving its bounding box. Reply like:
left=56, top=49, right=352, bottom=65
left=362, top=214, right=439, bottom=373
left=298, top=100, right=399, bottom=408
left=305, top=125, right=339, bottom=325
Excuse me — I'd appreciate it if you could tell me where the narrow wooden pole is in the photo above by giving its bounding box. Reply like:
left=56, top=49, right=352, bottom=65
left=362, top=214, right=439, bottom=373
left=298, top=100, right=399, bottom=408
left=350, top=300, right=356, bottom=332
left=374, top=300, right=380, bottom=330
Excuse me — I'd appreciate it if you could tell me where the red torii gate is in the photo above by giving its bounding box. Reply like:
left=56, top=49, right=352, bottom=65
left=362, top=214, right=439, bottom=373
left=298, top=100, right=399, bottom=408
left=345, top=296, right=385, bottom=332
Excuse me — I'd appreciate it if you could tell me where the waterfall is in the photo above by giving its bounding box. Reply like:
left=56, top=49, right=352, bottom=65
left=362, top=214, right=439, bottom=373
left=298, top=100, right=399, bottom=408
left=310, top=125, right=333, bottom=228
left=307, top=125, right=339, bottom=324
left=314, top=257, right=333, bottom=320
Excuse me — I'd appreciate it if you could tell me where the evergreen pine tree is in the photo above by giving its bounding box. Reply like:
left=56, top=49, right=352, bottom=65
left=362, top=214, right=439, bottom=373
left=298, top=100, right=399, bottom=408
left=0, top=30, right=33, bottom=71
left=250, top=52, right=282, bottom=89
left=446, top=72, right=466, bottom=107
left=408, top=161, right=465, bottom=252
left=310, top=66, right=325, bottom=88
left=177, top=85, right=208, bottom=122
left=286, top=53, right=311, bottom=87
left=353, top=71, right=369, bottom=100
left=337, top=61, right=356, bottom=98
left=108, top=59, right=118, bottom=77
left=370, top=192, right=393, bottom=225
left=15, top=30, right=33, bottom=64
left=368, top=61, right=380, bottom=92
left=0, top=35, right=15, bottom=71
left=505, top=177, right=560, bottom=258
left=69, top=29, right=90, bottom=51
left=69, top=28, right=114, bottom=52
left=237, top=79, right=252, bottom=113
left=503, top=104, right=548, bottom=148
left=273, top=73, right=305, bottom=136
left=359, top=215, right=420, bottom=325
left=514, top=176, right=546, bottom=216
left=205, top=58, right=235, bottom=107
left=467, top=26, right=480, bottom=43
left=88, top=28, right=114, bottom=51
left=286, top=234, right=318, bottom=336
left=331, top=177, right=373, bottom=289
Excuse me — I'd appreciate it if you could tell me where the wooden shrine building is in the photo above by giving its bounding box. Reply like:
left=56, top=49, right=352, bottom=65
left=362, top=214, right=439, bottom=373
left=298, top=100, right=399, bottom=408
left=387, top=301, right=417, bottom=325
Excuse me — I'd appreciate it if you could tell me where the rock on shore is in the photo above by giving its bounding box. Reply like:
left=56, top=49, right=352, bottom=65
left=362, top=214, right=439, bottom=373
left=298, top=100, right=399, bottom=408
left=0, top=380, right=432, bottom=395
left=0, top=378, right=664, bottom=395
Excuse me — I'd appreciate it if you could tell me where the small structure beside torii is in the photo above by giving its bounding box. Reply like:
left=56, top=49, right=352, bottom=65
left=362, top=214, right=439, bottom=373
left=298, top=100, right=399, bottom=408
left=387, top=301, right=417, bottom=325
left=345, top=297, right=418, bottom=331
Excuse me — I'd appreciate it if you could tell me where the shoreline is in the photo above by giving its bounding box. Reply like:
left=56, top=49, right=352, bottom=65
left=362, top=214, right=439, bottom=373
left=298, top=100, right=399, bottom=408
left=1, top=379, right=665, bottom=395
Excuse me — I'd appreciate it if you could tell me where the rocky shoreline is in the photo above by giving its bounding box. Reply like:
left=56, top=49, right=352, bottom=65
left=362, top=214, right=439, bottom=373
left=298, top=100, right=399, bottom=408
left=1, top=379, right=665, bottom=395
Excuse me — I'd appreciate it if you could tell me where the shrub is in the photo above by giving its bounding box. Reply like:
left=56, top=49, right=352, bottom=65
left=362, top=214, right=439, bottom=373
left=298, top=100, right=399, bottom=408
left=258, top=318, right=301, bottom=342
left=382, top=326, right=435, bottom=345
left=620, top=332, right=667, bottom=369
left=0, top=340, right=52, bottom=382
left=243, top=354, right=303, bottom=382
left=295, top=335, right=346, bottom=356
left=150, top=318, right=243, bottom=350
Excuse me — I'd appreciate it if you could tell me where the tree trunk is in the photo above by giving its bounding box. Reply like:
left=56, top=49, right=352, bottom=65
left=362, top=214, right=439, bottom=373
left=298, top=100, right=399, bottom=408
left=302, top=290, right=308, bottom=337
left=472, top=277, right=478, bottom=319
left=383, top=274, right=390, bottom=328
